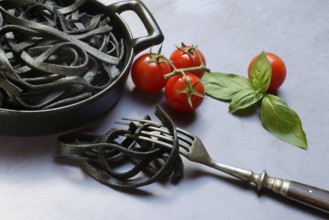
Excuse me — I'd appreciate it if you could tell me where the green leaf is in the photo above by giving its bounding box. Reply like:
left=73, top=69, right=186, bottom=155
left=249, top=51, right=271, bottom=93
left=261, top=94, right=308, bottom=149
left=202, top=72, right=251, bottom=101
left=229, top=88, right=263, bottom=113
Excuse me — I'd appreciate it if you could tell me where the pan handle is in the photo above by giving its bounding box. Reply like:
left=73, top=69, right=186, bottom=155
left=107, top=0, right=164, bottom=54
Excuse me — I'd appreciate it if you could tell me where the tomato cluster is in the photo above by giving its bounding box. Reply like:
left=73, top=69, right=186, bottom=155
left=131, top=44, right=208, bottom=112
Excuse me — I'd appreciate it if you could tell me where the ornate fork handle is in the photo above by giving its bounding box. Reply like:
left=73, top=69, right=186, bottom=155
left=207, top=160, right=329, bottom=213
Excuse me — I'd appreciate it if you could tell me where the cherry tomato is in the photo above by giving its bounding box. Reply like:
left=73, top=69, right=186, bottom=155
left=248, top=52, right=287, bottom=93
left=169, top=45, right=206, bottom=79
left=131, top=53, right=171, bottom=93
left=164, top=73, right=205, bottom=112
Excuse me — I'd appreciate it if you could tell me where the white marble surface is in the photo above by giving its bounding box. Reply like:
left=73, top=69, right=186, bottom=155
left=1, top=0, right=329, bottom=219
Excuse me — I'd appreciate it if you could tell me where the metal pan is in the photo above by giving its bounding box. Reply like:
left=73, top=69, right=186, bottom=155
left=0, top=0, right=164, bottom=136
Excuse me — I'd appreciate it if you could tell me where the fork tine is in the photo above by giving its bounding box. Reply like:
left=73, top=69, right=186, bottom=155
left=123, top=128, right=190, bottom=153
left=120, top=118, right=162, bottom=127
left=143, top=130, right=193, bottom=150
left=142, top=128, right=192, bottom=151
left=117, top=119, right=193, bottom=151
left=140, top=130, right=174, bottom=145
left=124, top=133, right=174, bottom=149
left=118, top=119, right=193, bottom=154
left=121, top=118, right=196, bottom=141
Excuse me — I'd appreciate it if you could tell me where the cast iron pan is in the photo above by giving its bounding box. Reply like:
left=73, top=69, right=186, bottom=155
left=0, top=0, right=164, bottom=136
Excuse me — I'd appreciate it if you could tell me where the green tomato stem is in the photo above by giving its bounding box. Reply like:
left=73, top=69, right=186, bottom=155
left=163, top=44, right=210, bottom=79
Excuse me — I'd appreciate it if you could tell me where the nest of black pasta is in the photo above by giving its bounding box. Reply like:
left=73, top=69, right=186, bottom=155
left=56, top=106, right=184, bottom=189
left=0, top=0, right=124, bottom=110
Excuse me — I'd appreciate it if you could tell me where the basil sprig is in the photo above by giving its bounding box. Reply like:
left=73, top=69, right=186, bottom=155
left=202, top=51, right=308, bottom=149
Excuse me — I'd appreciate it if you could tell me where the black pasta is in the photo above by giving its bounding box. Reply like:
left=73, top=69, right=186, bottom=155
left=56, top=106, right=184, bottom=189
left=0, top=0, right=124, bottom=109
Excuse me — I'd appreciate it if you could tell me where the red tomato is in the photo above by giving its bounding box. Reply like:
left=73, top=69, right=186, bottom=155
left=131, top=53, right=171, bottom=93
left=169, top=45, right=206, bottom=79
left=164, top=73, right=205, bottom=112
left=248, top=52, right=287, bottom=93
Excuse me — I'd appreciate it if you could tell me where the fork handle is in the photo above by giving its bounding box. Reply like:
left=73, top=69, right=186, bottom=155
left=252, top=171, right=329, bottom=214
left=207, top=161, right=329, bottom=213
left=282, top=180, right=329, bottom=213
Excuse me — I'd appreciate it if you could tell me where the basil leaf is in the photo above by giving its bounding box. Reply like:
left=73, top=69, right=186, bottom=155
left=249, top=51, right=271, bottom=93
left=202, top=72, right=251, bottom=101
left=261, top=94, right=308, bottom=149
left=229, top=88, right=263, bottom=113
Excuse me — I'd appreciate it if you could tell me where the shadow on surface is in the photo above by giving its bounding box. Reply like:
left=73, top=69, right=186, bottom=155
left=127, top=87, right=164, bottom=107
left=0, top=135, right=57, bottom=160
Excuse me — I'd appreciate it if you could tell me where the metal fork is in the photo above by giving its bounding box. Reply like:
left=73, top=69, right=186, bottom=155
left=121, top=118, right=329, bottom=214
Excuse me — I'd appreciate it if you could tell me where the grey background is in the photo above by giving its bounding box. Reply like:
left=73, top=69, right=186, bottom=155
left=1, top=0, right=329, bottom=219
